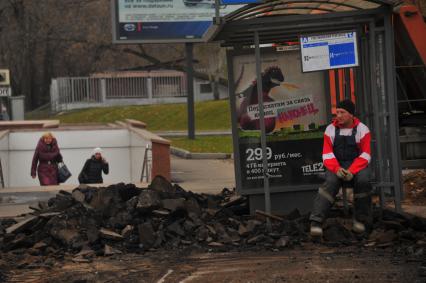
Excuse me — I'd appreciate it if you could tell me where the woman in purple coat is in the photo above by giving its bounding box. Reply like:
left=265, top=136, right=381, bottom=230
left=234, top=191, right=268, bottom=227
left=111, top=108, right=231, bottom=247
left=31, top=132, right=63, bottom=186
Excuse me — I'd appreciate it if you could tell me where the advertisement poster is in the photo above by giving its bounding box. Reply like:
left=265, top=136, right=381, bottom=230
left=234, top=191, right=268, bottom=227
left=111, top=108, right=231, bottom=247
left=233, top=50, right=327, bottom=190
left=115, top=0, right=242, bottom=42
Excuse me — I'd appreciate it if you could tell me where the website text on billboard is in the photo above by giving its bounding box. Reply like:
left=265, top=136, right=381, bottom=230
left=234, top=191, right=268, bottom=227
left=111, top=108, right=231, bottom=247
left=112, top=0, right=243, bottom=43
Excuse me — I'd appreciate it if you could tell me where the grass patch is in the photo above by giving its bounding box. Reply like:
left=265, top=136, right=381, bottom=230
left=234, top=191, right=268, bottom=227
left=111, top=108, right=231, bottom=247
left=169, top=135, right=233, bottom=153
left=47, top=100, right=231, bottom=131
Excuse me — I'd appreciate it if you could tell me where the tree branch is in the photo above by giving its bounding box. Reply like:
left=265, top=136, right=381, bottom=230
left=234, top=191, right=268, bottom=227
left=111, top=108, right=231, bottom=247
left=122, top=48, right=161, bottom=65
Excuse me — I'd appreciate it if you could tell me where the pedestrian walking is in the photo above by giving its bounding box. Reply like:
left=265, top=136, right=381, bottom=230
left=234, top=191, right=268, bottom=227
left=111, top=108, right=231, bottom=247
left=78, top=147, right=109, bottom=184
left=31, top=132, right=63, bottom=186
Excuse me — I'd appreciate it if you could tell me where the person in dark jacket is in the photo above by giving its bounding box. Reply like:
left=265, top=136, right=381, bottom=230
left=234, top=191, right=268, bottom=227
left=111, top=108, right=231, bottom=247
left=79, top=147, right=109, bottom=184
left=31, top=132, right=63, bottom=186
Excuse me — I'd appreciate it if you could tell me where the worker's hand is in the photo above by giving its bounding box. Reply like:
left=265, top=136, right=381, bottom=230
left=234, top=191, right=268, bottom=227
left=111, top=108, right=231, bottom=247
left=31, top=174, right=36, bottom=179
left=102, top=157, right=108, bottom=163
left=336, top=167, right=346, bottom=179
left=342, top=169, right=354, bottom=181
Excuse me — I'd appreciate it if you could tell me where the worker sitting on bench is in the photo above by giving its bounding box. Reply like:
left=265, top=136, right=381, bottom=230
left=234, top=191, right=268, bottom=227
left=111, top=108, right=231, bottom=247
left=310, top=99, right=372, bottom=237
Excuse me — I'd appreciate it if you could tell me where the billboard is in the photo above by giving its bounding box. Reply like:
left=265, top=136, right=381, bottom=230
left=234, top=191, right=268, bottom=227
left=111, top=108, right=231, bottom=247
left=231, top=49, right=328, bottom=192
left=111, top=0, right=242, bottom=43
left=300, top=31, right=359, bottom=72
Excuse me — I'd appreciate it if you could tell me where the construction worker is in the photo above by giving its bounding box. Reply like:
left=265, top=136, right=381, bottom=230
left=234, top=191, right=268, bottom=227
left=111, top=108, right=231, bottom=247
left=310, top=99, right=372, bottom=237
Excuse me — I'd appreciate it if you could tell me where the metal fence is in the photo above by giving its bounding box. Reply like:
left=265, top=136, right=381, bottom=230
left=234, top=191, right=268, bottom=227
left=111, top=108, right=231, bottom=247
left=152, top=75, right=186, bottom=98
left=51, top=72, right=188, bottom=111
left=50, top=71, right=229, bottom=112
left=56, top=77, right=103, bottom=104
left=105, top=77, right=149, bottom=98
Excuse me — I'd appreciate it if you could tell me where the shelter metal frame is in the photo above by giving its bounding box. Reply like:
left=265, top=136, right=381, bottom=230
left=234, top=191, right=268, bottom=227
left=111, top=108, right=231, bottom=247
left=214, top=0, right=402, bottom=212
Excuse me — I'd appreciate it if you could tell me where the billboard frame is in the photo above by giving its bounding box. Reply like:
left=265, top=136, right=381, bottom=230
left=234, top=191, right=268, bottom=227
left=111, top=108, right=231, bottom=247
left=110, top=0, right=223, bottom=44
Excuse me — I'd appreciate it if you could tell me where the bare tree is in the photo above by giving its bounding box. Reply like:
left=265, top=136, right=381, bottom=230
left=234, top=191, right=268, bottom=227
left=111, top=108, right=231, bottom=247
left=0, top=0, right=227, bottom=110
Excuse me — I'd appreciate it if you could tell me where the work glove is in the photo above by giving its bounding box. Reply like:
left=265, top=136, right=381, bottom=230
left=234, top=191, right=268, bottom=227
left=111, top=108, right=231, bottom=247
left=336, top=167, right=346, bottom=179
left=342, top=169, right=354, bottom=181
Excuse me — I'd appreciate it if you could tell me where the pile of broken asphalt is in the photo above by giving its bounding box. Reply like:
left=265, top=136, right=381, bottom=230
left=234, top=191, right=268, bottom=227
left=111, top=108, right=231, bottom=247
left=403, top=169, right=426, bottom=205
left=0, top=176, right=425, bottom=278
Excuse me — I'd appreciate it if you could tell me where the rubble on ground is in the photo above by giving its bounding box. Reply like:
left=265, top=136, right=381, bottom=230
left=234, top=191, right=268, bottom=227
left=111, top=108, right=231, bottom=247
left=403, top=169, right=426, bottom=205
left=0, top=176, right=425, bottom=268
left=0, top=259, right=7, bottom=282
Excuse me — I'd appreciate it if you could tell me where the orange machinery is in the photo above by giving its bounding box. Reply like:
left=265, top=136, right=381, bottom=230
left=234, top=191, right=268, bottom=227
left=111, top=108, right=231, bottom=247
left=328, top=3, right=426, bottom=117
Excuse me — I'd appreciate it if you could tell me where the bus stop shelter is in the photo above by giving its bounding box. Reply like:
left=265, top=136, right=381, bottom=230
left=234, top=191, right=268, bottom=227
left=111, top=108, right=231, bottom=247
left=212, top=0, right=402, bottom=214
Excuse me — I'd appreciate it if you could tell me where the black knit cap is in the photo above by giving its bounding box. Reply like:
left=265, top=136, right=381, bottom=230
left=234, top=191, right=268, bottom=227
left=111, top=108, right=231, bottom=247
left=337, top=99, right=355, bottom=115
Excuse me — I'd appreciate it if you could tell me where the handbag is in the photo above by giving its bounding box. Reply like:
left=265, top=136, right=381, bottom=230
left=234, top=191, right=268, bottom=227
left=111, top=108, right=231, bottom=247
left=57, top=162, right=72, bottom=183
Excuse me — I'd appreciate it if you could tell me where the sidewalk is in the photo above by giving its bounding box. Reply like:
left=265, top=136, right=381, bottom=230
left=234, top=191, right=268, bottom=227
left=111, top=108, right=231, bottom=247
left=0, top=156, right=236, bottom=218
left=2, top=160, right=425, bottom=219
left=170, top=155, right=235, bottom=193
left=0, top=183, right=147, bottom=218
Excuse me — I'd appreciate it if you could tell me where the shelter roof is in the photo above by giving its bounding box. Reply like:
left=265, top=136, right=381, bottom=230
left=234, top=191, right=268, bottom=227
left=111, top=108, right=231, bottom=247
left=214, top=0, right=399, bottom=45
left=225, top=0, right=399, bottom=21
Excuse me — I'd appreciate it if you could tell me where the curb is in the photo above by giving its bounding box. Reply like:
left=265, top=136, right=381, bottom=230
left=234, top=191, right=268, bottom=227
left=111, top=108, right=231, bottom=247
left=155, top=131, right=232, bottom=137
left=170, top=146, right=232, bottom=159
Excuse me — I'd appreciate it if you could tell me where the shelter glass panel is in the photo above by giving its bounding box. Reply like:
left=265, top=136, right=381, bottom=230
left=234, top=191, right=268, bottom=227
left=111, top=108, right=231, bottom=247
left=232, top=48, right=328, bottom=191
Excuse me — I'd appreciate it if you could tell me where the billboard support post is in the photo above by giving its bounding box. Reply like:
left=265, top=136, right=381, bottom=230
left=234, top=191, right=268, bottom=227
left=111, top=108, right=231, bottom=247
left=186, top=43, right=195, bottom=140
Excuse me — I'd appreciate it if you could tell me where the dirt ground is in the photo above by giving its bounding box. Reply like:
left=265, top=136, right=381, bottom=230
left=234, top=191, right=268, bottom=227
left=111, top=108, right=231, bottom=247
left=403, top=170, right=426, bottom=206
left=0, top=171, right=425, bottom=283
left=1, top=244, right=425, bottom=283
